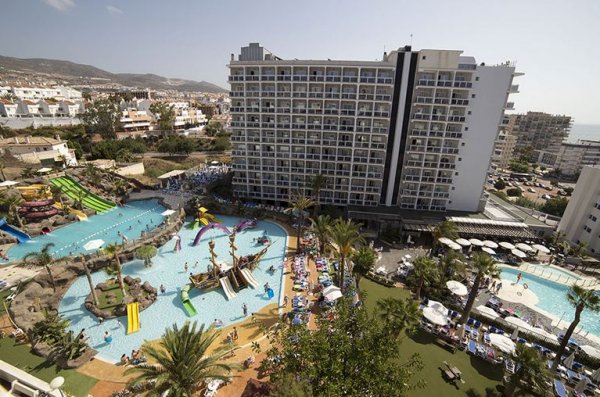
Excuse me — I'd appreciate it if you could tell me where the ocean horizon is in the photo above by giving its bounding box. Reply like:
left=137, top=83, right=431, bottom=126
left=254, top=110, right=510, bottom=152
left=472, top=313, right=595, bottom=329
left=568, top=123, right=600, bottom=143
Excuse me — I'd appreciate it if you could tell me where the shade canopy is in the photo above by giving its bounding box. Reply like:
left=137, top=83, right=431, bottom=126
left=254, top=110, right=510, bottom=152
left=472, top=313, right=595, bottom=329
left=427, top=300, right=448, bottom=313
left=323, top=285, right=343, bottom=301
left=446, top=280, right=468, bottom=296
left=483, top=240, right=499, bottom=249
left=161, top=209, right=176, bottom=216
left=449, top=242, right=463, bottom=251
left=511, top=328, right=519, bottom=340
left=532, top=244, right=550, bottom=254
left=499, top=242, right=515, bottom=250
left=422, top=306, right=449, bottom=325
left=580, top=345, right=600, bottom=360
left=37, top=167, right=52, bottom=173
left=591, top=367, right=600, bottom=383
left=475, top=305, right=499, bottom=320
left=488, top=333, right=515, bottom=354
left=469, top=238, right=484, bottom=247
left=482, top=247, right=496, bottom=255
left=455, top=238, right=471, bottom=247
left=0, top=180, right=19, bottom=187
left=563, top=352, right=576, bottom=369
left=515, top=243, right=534, bottom=252
left=527, top=327, right=557, bottom=342
left=505, top=316, right=532, bottom=330
left=83, top=239, right=105, bottom=251
left=511, top=249, right=527, bottom=258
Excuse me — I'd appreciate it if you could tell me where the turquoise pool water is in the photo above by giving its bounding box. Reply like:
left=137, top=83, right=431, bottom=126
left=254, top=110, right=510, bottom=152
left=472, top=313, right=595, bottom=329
left=500, top=267, right=600, bottom=337
left=5, top=199, right=165, bottom=262
left=58, top=215, right=287, bottom=363
left=522, top=263, right=580, bottom=281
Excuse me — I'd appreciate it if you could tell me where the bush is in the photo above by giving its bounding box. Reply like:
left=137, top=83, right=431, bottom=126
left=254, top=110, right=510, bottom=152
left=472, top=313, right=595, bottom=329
left=509, top=161, right=529, bottom=173
left=494, top=180, right=506, bottom=190
left=493, top=191, right=509, bottom=201
left=515, top=196, right=539, bottom=209
left=506, top=188, right=522, bottom=197
left=540, top=197, right=569, bottom=217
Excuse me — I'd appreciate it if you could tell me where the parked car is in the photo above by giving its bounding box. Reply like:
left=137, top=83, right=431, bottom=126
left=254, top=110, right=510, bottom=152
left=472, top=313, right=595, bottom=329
left=542, top=194, right=551, bottom=200
left=528, top=188, right=536, bottom=193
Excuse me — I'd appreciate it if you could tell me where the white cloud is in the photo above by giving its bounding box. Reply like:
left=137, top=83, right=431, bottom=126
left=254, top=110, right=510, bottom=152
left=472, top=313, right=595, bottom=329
left=42, top=0, right=75, bottom=11
left=106, top=5, right=124, bottom=15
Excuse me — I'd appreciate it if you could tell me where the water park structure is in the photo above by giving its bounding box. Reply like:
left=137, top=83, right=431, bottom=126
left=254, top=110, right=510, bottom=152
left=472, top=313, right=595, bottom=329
left=187, top=206, right=220, bottom=229
left=50, top=176, right=116, bottom=213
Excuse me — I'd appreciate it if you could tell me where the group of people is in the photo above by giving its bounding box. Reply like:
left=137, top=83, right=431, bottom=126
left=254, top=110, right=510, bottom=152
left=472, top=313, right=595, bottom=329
left=78, top=328, right=112, bottom=344
left=225, top=326, right=239, bottom=344
left=120, top=349, right=147, bottom=366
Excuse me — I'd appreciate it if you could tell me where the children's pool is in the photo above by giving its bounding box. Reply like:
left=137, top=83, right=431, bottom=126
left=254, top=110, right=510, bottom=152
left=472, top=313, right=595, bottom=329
left=58, top=215, right=287, bottom=363
left=5, top=199, right=166, bottom=262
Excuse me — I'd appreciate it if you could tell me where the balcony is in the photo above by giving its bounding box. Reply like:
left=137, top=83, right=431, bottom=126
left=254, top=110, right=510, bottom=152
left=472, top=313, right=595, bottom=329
left=377, top=77, right=393, bottom=84
left=436, top=178, right=453, bottom=184
left=413, top=113, right=431, bottom=120
left=437, top=80, right=453, bottom=87
left=324, top=92, right=340, bottom=99
left=417, top=79, right=436, bottom=86
left=342, top=76, right=358, bottom=83
left=230, top=91, right=244, bottom=97
left=359, top=94, right=374, bottom=100
left=375, top=94, right=392, bottom=101
left=447, top=116, right=466, bottom=122
left=292, top=75, right=309, bottom=81
left=441, top=147, right=459, bottom=154
left=309, top=75, right=325, bottom=82
left=325, top=75, right=342, bottom=82
left=451, top=99, right=469, bottom=106
left=261, top=75, right=276, bottom=81
left=454, top=81, right=473, bottom=88
left=229, top=75, right=244, bottom=81
left=308, top=92, right=324, bottom=98
left=341, top=93, right=357, bottom=100
left=416, top=96, right=433, bottom=104
left=277, top=75, right=292, bottom=81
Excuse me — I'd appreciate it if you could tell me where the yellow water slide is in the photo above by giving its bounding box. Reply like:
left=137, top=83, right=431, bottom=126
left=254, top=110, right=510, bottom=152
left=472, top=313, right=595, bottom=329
left=127, top=302, right=140, bottom=334
left=53, top=202, right=88, bottom=221
left=16, top=184, right=52, bottom=201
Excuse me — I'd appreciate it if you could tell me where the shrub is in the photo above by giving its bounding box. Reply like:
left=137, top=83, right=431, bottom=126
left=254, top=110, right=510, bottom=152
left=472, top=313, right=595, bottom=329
left=506, top=188, right=522, bottom=197
left=494, top=180, right=506, bottom=190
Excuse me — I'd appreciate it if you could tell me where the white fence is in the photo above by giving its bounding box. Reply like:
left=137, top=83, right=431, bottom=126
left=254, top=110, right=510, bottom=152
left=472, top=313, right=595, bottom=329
left=520, top=263, right=600, bottom=288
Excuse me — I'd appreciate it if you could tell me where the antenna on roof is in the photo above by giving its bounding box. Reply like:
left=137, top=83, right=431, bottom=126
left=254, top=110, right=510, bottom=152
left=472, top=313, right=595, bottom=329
left=410, top=33, right=413, bottom=46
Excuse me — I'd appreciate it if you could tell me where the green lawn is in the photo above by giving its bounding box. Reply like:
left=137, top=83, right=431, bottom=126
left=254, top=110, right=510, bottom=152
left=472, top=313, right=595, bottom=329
left=361, top=279, right=504, bottom=397
left=0, top=336, right=97, bottom=397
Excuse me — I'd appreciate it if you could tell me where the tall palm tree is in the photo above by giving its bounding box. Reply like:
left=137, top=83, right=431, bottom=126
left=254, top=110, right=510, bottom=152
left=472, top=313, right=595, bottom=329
left=102, top=243, right=127, bottom=298
left=458, top=253, right=498, bottom=325
left=136, top=245, right=158, bottom=267
left=439, top=250, right=467, bottom=284
left=505, top=344, right=550, bottom=396
left=126, top=321, right=240, bottom=396
left=80, top=256, right=99, bottom=307
left=285, top=194, right=315, bottom=252
left=408, top=256, right=438, bottom=299
left=376, top=297, right=421, bottom=338
left=329, top=218, right=364, bottom=291
left=431, top=220, right=458, bottom=251
left=0, top=193, right=24, bottom=228
left=351, top=245, right=377, bottom=289
left=309, top=174, right=327, bottom=218
left=0, top=162, right=6, bottom=181
left=73, top=189, right=89, bottom=211
left=309, top=214, right=333, bottom=255
left=23, top=243, right=59, bottom=292
left=551, top=285, right=600, bottom=371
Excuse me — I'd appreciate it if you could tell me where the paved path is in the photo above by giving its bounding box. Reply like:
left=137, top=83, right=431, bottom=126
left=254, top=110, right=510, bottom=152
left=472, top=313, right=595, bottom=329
left=128, top=189, right=192, bottom=209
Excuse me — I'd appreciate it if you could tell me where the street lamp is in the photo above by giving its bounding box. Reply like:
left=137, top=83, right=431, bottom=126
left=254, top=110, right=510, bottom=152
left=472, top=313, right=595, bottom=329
left=49, top=376, right=65, bottom=397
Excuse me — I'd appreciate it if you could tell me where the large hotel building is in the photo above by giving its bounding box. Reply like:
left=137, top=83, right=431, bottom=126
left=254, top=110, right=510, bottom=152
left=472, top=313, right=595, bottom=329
left=228, top=43, right=519, bottom=226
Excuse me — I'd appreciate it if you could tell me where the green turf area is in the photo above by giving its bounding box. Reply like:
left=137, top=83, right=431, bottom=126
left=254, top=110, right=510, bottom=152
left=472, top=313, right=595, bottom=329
left=0, top=338, right=97, bottom=397
left=0, top=289, right=11, bottom=316
left=361, top=279, right=504, bottom=397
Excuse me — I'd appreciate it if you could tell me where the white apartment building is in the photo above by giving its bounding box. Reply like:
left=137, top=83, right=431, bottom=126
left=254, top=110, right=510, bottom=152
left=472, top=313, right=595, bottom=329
left=0, top=135, right=77, bottom=166
left=37, top=99, right=60, bottom=116
left=10, top=86, right=82, bottom=101
left=120, top=109, right=153, bottom=132
left=229, top=43, right=519, bottom=217
left=58, top=100, right=81, bottom=117
left=0, top=100, right=18, bottom=117
left=507, top=111, right=572, bottom=155
left=544, top=140, right=600, bottom=176
left=492, top=129, right=517, bottom=170
left=558, top=166, right=600, bottom=254
left=16, top=100, right=40, bottom=116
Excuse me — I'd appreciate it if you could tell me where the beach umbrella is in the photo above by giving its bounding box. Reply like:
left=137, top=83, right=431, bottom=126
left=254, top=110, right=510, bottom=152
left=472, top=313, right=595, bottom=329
left=422, top=306, right=449, bottom=326
left=161, top=209, right=176, bottom=216
left=475, top=305, right=499, bottom=320
left=482, top=247, right=496, bottom=255
left=483, top=240, right=499, bottom=249
left=499, top=242, right=515, bottom=250
left=427, top=300, right=448, bottom=313
left=83, top=239, right=105, bottom=251
left=449, top=242, right=463, bottom=251
left=532, top=244, right=550, bottom=254
left=489, top=333, right=516, bottom=354
left=446, top=280, right=468, bottom=296
left=37, top=167, right=52, bottom=173
left=438, top=237, right=456, bottom=247
left=469, top=238, right=484, bottom=247
left=581, top=345, right=600, bottom=360
left=516, top=243, right=534, bottom=252
left=590, top=367, right=600, bottom=383
left=511, top=328, right=519, bottom=340
left=505, top=316, right=532, bottom=331
left=323, top=286, right=342, bottom=301
left=527, top=327, right=558, bottom=342
left=511, top=249, right=527, bottom=259
left=455, top=238, right=471, bottom=247
left=563, top=352, right=576, bottom=369
left=0, top=180, right=19, bottom=187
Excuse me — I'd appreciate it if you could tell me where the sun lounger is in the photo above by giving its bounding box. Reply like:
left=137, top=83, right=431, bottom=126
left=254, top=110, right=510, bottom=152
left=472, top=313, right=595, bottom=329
left=553, top=379, right=567, bottom=397
left=566, top=369, right=580, bottom=385
left=484, top=333, right=491, bottom=344
left=467, top=339, right=477, bottom=355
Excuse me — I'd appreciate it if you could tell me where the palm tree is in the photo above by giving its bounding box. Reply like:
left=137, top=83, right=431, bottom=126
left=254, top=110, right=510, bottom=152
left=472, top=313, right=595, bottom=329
left=551, top=285, right=600, bottom=371
left=376, top=297, right=421, bottom=338
left=309, top=214, right=333, bottom=255
left=80, top=255, right=99, bottom=307
left=458, top=253, right=498, bottom=325
left=102, top=243, right=127, bottom=298
left=126, top=321, right=240, bottom=396
left=30, top=308, right=70, bottom=348
left=0, top=162, right=6, bottom=182
left=135, top=245, right=158, bottom=267
left=309, top=174, right=327, bottom=218
left=0, top=193, right=24, bottom=227
left=73, top=189, right=89, bottom=210
left=431, top=220, right=458, bottom=250
left=351, top=245, right=377, bottom=288
left=20, top=168, right=35, bottom=179
left=23, top=243, right=59, bottom=292
left=50, top=184, right=64, bottom=209
left=439, top=250, right=467, bottom=284
left=285, top=194, right=315, bottom=252
left=408, top=256, right=438, bottom=299
left=329, top=218, right=364, bottom=291
left=505, top=344, right=550, bottom=396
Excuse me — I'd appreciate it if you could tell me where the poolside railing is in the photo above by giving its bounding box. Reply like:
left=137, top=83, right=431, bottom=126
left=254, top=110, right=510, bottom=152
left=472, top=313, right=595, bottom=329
left=520, top=263, right=600, bottom=288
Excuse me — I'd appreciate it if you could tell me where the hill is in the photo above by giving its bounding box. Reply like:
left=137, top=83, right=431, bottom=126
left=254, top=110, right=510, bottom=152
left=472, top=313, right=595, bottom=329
left=0, top=55, right=227, bottom=93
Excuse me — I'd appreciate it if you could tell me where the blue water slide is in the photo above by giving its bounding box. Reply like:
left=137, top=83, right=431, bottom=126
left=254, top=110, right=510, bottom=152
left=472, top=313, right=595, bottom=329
left=0, top=219, right=31, bottom=243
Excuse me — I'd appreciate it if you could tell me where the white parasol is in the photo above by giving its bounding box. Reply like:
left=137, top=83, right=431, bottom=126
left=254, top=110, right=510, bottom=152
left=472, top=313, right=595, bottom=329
left=469, top=238, right=484, bottom=247
left=488, top=333, right=516, bottom=354
left=515, top=243, right=534, bottom=252
left=422, top=306, right=449, bottom=326
left=323, top=285, right=343, bottom=301
left=161, top=209, right=176, bottom=216
left=482, top=247, right=496, bottom=255
left=511, top=249, right=527, bottom=259
left=475, top=305, right=499, bottom=320
left=527, top=327, right=557, bottom=342
left=455, top=238, right=472, bottom=247
left=563, top=351, right=576, bottom=369
left=499, top=242, right=515, bottom=250
left=83, top=239, right=105, bottom=251
left=483, top=240, right=499, bottom=249
left=532, top=244, right=550, bottom=254
left=580, top=345, right=600, bottom=360
left=590, top=367, right=600, bottom=383
left=505, top=316, right=532, bottom=331
left=446, top=280, right=468, bottom=296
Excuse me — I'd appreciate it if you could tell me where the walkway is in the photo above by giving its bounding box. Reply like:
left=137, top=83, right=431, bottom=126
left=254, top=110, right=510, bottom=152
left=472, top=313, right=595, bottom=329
left=128, top=189, right=190, bottom=209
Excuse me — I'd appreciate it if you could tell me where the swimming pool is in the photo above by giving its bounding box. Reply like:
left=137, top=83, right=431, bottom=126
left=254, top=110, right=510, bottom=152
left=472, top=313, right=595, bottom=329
left=5, top=199, right=166, bottom=262
left=520, top=263, right=580, bottom=282
left=500, top=267, right=600, bottom=337
left=58, top=215, right=287, bottom=363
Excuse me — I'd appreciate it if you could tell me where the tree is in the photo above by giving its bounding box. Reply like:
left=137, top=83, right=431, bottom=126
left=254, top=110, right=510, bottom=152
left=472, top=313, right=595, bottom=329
left=540, top=196, right=569, bottom=217
left=211, top=133, right=232, bottom=151
left=458, top=253, right=498, bottom=325
left=309, top=214, right=333, bottom=255
left=438, top=250, right=467, bottom=284
left=30, top=308, right=70, bottom=348
left=126, top=321, right=239, bottom=396
left=80, top=256, right=99, bottom=307
left=135, top=245, right=158, bottom=267
left=509, top=161, right=529, bottom=173
left=376, top=297, right=421, bottom=338
left=408, top=256, right=438, bottom=299
left=150, top=102, right=176, bottom=133
left=73, top=189, right=89, bottom=211
left=515, top=196, right=538, bottom=209
left=309, top=174, right=327, bottom=218
left=204, top=121, right=224, bottom=137
left=0, top=193, right=24, bottom=227
left=21, top=167, right=35, bottom=179
left=262, top=297, right=424, bottom=396
left=552, top=286, right=600, bottom=371
left=506, top=187, right=522, bottom=197
left=23, top=243, right=59, bottom=292
left=79, top=98, right=122, bottom=139
left=329, top=218, right=364, bottom=291
left=351, top=245, right=377, bottom=288
left=494, top=180, right=506, bottom=190
left=50, top=330, right=88, bottom=362
left=115, top=148, right=134, bottom=163
left=0, top=162, right=6, bottom=181
left=50, top=184, right=65, bottom=210
left=505, top=344, right=550, bottom=396
left=431, top=220, right=458, bottom=250
left=285, top=194, right=315, bottom=253
left=158, top=136, right=195, bottom=156
left=102, top=243, right=127, bottom=298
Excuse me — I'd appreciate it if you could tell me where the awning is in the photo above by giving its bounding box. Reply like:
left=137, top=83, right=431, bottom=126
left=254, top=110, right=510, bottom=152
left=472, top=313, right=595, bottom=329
left=161, top=209, right=176, bottom=216
left=403, top=223, right=435, bottom=232
left=157, top=170, right=186, bottom=179
left=483, top=240, right=499, bottom=249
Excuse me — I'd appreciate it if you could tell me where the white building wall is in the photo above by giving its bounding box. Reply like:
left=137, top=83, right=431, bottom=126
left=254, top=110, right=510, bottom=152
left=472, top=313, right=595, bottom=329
left=448, top=65, right=515, bottom=212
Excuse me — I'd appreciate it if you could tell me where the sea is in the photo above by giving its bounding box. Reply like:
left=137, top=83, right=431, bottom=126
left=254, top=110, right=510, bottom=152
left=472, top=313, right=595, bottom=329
left=567, top=123, right=600, bottom=143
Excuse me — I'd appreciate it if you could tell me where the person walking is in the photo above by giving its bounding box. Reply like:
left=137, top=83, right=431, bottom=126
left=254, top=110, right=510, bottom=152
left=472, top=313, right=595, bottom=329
left=242, top=303, right=248, bottom=317
left=160, top=284, right=166, bottom=294
left=516, top=272, right=523, bottom=284
left=233, top=326, right=238, bottom=340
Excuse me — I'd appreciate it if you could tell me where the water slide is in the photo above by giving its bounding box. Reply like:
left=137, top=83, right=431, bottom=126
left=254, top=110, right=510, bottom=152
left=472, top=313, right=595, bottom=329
left=0, top=219, right=31, bottom=243
left=50, top=176, right=115, bottom=213
left=180, top=284, right=198, bottom=316
left=240, top=268, right=260, bottom=289
left=219, top=277, right=237, bottom=300
left=53, top=202, right=88, bottom=221
left=126, top=302, right=140, bottom=334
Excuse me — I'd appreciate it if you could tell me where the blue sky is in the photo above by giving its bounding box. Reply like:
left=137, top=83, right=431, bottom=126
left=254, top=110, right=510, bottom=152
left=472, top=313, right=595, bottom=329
left=2, top=0, right=600, bottom=124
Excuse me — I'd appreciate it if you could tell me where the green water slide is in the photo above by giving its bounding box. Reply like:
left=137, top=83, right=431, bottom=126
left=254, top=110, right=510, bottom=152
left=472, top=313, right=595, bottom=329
left=181, top=284, right=198, bottom=316
left=50, top=176, right=116, bottom=213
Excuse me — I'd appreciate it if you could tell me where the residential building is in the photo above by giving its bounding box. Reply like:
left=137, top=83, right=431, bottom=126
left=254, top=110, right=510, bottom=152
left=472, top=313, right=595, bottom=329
left=58, top=100, right=81, bottom=117
left=553, top=140, right=600, bottom=176
left=37, top=99, right=60, bottom=116
left=16, top=100, right=40, bottom=116
left=492, top=127, right=517, bottom=171
left=507, top=111, right=572, bottom=155
left=229, top=43, right=518, bottom=219
left=120, top=109, right=153, bottom=132
left=558, top=166, right=600, bottom=254
left=10, top=86, right=82, bottom=101
left=0, top=99, right=18, bottom=117
left=0, top=135, right=77, bottom=166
